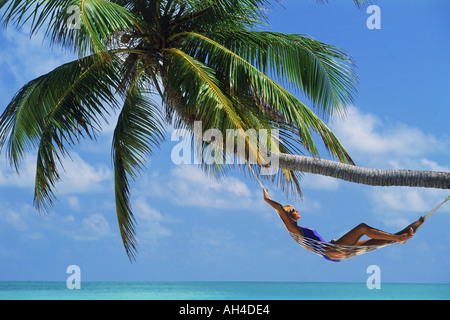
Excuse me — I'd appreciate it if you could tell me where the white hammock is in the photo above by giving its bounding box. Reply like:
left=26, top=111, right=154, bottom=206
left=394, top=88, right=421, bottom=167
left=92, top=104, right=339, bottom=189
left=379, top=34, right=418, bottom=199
left=279, top=196, right=450, bottom=262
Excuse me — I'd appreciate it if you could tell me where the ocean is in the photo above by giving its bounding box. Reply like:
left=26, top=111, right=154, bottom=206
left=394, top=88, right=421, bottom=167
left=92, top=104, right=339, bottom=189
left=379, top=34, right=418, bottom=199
left=0, top=281, right=448, bottom=300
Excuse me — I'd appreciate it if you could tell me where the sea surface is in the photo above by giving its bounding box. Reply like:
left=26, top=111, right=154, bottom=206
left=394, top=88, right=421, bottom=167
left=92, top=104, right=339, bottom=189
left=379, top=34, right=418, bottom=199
left=0, top=281, right=448, bottom=300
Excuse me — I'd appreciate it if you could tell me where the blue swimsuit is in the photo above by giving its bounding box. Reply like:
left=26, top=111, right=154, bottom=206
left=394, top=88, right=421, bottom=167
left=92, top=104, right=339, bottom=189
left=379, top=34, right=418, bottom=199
left=298, top=226, right=341, bottom=262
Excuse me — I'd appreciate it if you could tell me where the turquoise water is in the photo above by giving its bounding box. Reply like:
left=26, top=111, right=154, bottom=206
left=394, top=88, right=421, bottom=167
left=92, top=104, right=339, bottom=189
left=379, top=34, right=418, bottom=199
left=0, top=281, right=448, bottom=300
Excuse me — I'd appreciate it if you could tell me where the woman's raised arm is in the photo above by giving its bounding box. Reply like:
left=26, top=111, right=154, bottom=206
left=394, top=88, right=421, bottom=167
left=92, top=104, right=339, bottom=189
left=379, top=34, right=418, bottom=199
left=263, top=189, right=302, bottom=236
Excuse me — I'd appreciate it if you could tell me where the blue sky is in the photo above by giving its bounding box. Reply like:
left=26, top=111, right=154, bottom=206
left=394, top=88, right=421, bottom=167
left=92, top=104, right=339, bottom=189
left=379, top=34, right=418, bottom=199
left=0, top=1, right=449, bottom=284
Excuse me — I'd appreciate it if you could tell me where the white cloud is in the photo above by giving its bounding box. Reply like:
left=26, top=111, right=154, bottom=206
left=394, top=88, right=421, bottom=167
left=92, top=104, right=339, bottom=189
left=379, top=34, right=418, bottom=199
left=367, top=187, right=450, bottom=230
left=62, top=213, right=112, bottom=242
left=0, top=196, right=113, bottom=242
left=134, top=197, right=164, bottom=222
left=67, top=196, right=80, bottom=210
left=301, top=173, right=340, bottom=191
left=0, top=155, right=36, bottom=188
left=370, top=188, right=429, bottom=213
left=0, top=151, right=112, bottom=196
left=133, top=197, right=172, bottom=242
left=81, top=214, right=110, bottom=236
left=171, top=165, right=251, bottom=198
left=56, top=152, right=112, bottom=195
left=326, top=107, right=450, bottom=230
left=0, top=202, right=48, bottom=240
left=143, top=165, right=260, bottom=210
left=0, top=28, right=73, bottom=85
left=4, top=209, right=28, bottom=232
left=329, top=107, right=448, bottom=166
left=417, top=159, right=449, bottom=172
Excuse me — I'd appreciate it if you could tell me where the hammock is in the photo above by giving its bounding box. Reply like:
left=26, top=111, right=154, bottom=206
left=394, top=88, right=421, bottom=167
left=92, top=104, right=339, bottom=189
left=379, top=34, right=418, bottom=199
left=246, top=162, right=450, bottom=262
left=283, top=196, right=450, bottom=262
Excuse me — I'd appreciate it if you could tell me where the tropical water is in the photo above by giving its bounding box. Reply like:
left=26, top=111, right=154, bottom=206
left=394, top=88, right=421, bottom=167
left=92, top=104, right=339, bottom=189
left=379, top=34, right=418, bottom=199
left=0, top=281, right=448, bottom=300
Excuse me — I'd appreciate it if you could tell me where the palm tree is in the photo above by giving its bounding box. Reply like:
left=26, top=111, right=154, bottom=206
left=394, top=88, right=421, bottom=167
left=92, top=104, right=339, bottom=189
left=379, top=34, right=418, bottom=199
left=0, top=0, right=448, bottom=260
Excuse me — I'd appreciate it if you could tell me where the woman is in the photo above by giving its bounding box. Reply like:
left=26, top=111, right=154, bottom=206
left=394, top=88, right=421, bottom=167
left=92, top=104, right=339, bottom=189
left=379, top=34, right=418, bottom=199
left=263, top=188, right=424, bottom=261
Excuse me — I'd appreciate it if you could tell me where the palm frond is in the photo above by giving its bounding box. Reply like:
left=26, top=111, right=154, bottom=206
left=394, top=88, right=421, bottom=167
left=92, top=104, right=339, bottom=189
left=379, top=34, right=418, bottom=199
left=164, top=47, right=244, bottom=131
left=59, top=0, right=142, bottom=58
left=0, top=54, right=122, bottom=212
left=178, top=32, right=354, bottom=165
left=169, top=0, right=271, bottom=30
left=208, top=31, right=358, bottom=117
left=0, top=0, right=141, bottom=59
left=0, top=0, right=65, bottom=31
left=112, top=87, right=166, bottom=261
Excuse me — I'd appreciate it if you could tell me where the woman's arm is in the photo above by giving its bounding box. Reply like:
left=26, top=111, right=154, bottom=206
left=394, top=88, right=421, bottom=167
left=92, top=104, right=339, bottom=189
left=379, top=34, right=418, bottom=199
left=263, top=188, right=284, bottom=211
left=263, top=189, right=302, bottom=236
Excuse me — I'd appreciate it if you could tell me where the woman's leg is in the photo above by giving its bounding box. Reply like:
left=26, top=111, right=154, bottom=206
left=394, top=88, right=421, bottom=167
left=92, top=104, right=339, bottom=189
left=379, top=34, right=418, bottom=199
left=332, top=218, right=423, bottom=246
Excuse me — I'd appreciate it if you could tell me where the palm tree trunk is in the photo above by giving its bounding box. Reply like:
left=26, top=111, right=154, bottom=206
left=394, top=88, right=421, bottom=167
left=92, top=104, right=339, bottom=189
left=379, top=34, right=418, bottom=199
left=277, top=153, right=450, bottom=189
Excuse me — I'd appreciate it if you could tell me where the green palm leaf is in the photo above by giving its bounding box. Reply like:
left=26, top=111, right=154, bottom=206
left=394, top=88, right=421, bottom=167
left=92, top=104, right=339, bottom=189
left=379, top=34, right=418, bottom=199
left=0, top=0, right=140, bottom=59
left=0, top=54, right=122, bottom=211
left=197, top=31, right=358, bottom=117
left=164, top=48, right=244, bottom=131
left=177, top=32, right=353, bottom=165
left=112, top=87, right=166, bottom=261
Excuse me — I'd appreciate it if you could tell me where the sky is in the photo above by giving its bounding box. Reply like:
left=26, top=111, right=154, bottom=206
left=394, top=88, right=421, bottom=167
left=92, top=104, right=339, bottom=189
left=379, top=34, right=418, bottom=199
left=0, top=1, right=449, bottom=284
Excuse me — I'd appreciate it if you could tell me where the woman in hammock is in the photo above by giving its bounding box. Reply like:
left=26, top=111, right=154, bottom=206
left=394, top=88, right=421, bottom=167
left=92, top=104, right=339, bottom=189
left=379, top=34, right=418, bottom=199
left=263, top=188, right=424, bottom=261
